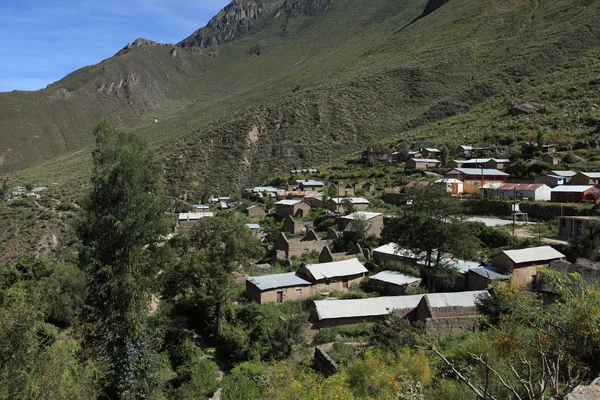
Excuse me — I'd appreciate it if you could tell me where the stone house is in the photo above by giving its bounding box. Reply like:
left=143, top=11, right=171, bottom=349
left=246, top=272, right=312, bottom=304
left=297, top=258, right=368, bottom=294
left=246, top=205, right=266, bottom=218
left=284, top=215, right=312, bottom=234
left=369, top=270, right=421, bottom=295
left=558, top=216, right=600, bottom=238
left=274, top=199, right=311, bottom=219
left=326, top=197, right=370, bottom=212
left=405, top=158, right=441, bottom=169
left=415, top=291, right=489, bottom=334
left=491, top=246, right=565, bottom=287
left=338, top=211, right=385, bottom=238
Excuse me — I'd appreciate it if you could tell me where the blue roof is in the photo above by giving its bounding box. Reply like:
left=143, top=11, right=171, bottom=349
left=247, top=272, right=311, bottom=291
left=469, top=266, right=512, bottom=280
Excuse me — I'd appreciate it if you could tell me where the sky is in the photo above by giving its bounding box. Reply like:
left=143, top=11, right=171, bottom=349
left=0, top=0, right=230, bottom=92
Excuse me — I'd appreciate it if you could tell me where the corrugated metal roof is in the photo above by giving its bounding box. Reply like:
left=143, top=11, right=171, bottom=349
left=435, top=178, right=462, bottom=183
left=314, top=294, right=425, bottom=320
left=296, top=180, right=324, bottom=186
left=424, top=148, right=440, bottom=152
left=304, top=258, right=368, bottom=280
left=425, top=290, right=489, bottom=308
left=501, top=246, right=565, bottom=264
left=178, top=212, right=214, bottom=221
left=245, top=223, right=261, bottom=230
left=581, top=172, right=600, bottom=178
left=372, top=243, right=425, bottom=260
left=469, top=266, right=512, bottom=280
left=448, top=168, right=509, bottom=176
left=410, top=158, right=441, bottom=163
left=417, top=257, right=480, bottom=273
left=459, top=145, right=473, bottom=150
left=341, top=211, right=382, bottom=220
left=551, top=170, right=576, bottom=177
left=461, top=158, right=492, bottom=163
left=247, top=272, right=311, bottom=291
left=498, top=183, right=545, bottom=191
left=275, top=199, right=302, bottom=206
left=551, top=185, right=595, bottom=193
left=370, top=271, right=421, bottom=286
left=329, top=197, right=371, bottom=205
left=252, top=186, right=279, bottom=193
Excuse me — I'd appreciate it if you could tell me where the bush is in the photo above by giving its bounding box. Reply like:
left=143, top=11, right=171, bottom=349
left=313, top=325, right=373, bottom=345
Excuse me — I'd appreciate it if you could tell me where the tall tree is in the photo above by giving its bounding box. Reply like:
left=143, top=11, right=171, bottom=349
left=78, top=121, right=167, bottom=398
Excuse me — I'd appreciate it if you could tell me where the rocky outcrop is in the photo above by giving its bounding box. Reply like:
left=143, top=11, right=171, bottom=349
left=115, top=38, right=167, bottom=56
left=178, top=0, right=333, bottom=49
left=507, top=99, right=547, bottom=115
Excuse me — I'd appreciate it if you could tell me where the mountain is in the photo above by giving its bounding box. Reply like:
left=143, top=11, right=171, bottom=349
left=2, top=0, right=600, bottom=200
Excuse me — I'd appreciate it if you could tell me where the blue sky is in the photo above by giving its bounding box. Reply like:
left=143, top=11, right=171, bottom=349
left=0, top=0, right=230, bottom=92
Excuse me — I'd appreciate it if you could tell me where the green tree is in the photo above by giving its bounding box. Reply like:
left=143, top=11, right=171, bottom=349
left=77, top=121, right=167, bottom=398
left=570, top=220, right=600, bottom=261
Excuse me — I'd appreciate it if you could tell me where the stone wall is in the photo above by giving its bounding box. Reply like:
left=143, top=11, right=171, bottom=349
left=424, top=315, right=480, bottom=335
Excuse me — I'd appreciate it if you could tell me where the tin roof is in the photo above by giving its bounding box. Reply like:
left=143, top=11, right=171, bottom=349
left=446, top=168, right=509, bottom=176
left=417, top=257, right=481, bottom=273
left=247, top=272, right=311, bottom=291
left=304, top=258, right=368, bottom=280
left=275, top=199, right=302, bottom=206
left=551, top=170, right=576, bottom=177
left=469, top=266, right=512, bottom=280
left=425, top=290, right=489, bottom=308
left=370, top=271, right=421, bottom=286
left=313, top=294, right=425, bottom=320
left=341, top=211, right=382, bottom=221
left=500, top=246, right=565, bottom=264
left=178, top=212, right=214, bottom=221
left=296, top=180, right=325, bottom=186
left=551, top=185, right=595, bottom=193
left=498, top=183, right=545, bottom=191
left=580, top=172, right=600, bottom=178
left=435, top=178, right=462, bottom=184
left=372, top=243, right=425, bottom=260
left=245, top=223, right=261, bottom=230
left=409, top=158, right=441, bottom=163
left=424, top=148, right=440, bottom=152
left=329, top=197, right=371, bottom=205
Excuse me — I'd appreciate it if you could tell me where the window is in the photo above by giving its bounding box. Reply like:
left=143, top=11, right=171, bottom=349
left=296, top=288, right=302, bottom=296
left=276, top=291, right=283, bottom=304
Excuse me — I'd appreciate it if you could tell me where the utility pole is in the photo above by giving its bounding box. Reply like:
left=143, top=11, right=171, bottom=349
left=512, top=185, right=516, bottom=237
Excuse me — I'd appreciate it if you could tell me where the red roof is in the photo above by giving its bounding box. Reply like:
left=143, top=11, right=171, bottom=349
left=498, top=183, right=544, bottom=191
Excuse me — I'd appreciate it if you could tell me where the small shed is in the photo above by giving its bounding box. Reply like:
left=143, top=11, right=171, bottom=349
left=369, top=270, right=421, bottom=295
left=298, top=258, right=368, bottom=293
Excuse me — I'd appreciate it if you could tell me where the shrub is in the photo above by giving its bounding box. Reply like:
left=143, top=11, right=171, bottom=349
left=313, top=325, right=373, bottom=345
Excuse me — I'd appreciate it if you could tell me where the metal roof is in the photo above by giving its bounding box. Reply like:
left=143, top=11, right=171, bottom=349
left=417, top=257, right=481, bottom=273
left=460, top=158, right=492, bottom=163
left=341, top=211, right=382, bottom=221
left=370, top=271, right=421, bottom=286
left=551, top=185, right=595, bottom=193
left=551, top=170, right=576, bottom=177
left=425, top=290, right=489, bottom=308
left=275, top=199, right=302, bottom=206
left=192, top=204, right=210, bottom=209
left=314, top=294, right=425, bottom=320
left=329, top=197, right=371, bottom=205
left=459, top=145, right=473, bottom=150
left=498, top=183, right=545, bottom=191
left=372, top=243, right=425, bottom=261
left=500, top=246, right=565, bottom=264
left=245, top=223, right=261, bottom=230
left=296, top=180, right=324, bottom=186
left=581, top=172, right=600, bottom=178
left=447, top=168, right=509, bottom=176
left=469, top=266, right=512, bottom=280
left=247, top=272, right=311, bottom=291
left=409, top=158, right=440, bottom=163
left=424, top=148, right=440, bottom=152
left=435, top=178, right=462, bottom=184
left=251, top=186, right=279, bottom=193
left=304, top=258, right=368, bottom=280
left=178, top=212, right=214, bottom=221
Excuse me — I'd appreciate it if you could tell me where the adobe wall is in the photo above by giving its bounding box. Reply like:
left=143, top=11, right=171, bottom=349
left=512, top=265, right=539, bottom=288
left=256, top=285, right=312, bottom=304
left=424, top=315, right=480, bottom=335
left=310, top=275, right=364, bottom=293
left=314, top=346, right=339, bottom=377
left=370, top=279, right=421, bottom=296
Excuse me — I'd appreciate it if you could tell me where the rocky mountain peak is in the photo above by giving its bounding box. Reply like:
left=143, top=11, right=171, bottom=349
left=115, top=38, right=164, bottom=56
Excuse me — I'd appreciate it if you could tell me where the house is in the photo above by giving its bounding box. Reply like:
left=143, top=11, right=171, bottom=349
left=447, top=159, right=511, bottom=170
left=542, top=144, right=557, bottom=153
left=456, top=145, right=474, bottom=157
left=444, top=168, right=509, bottom=194
left=361, top=182, right=376, bottom=193
left=416, top=257, right=481, bottom=292
left=318, top=244, right=363, bottom=263
left=392, top=150, right=422, bottom=162
left=570, top=172, right=600, bottom=186
left=336, top=183, right=355, bottom=197
left=558, top=216, right=600, bottom=238
left=496, top=183, right=552, bottom=201
left=434, top=178, right=464, bottom=195
left=326, top=197, right=370, bottom=212
left=541, top=153, right=560, bottom=165
left=309, top=291, right=489, bottom=333
left=297, top=258, right=368, bottom=293
left=297, top=179, right=325, bottom=191
left=245, top=223, right=262, bottom=236
left=274, top=199, right=311, bottom=219
left=246, top=205, right=266, bottom=218
left=534, top=170, right=576, bottom=188
left=338, top=212, right=385, bottom=237
left=421, top=148, right=441, bottom=159
left=246, top=272, right=312, bottom=304
left=466, top=266, right=512, bottom=290
left=273, top=229, right=333, bottom=261
left=245, top=186, right=279, bottom=199
left=550, top=185, right=599, bottom=203
left=178, top=212, right=214, bottom=228
left=369, top=271, right=421, bottom=295
left=405, top=158, right=441, bottom=170
left=284, top=215, right=312, bottom=234
left=491, top=246, right=565, bottom=287
left=192, top=204, right=210, bottom=213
